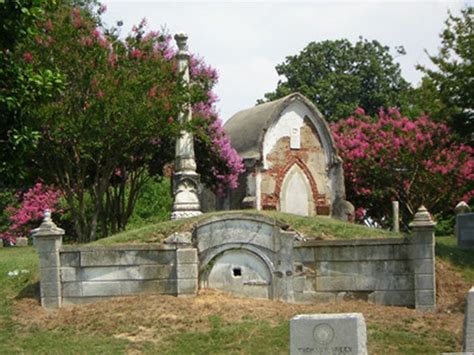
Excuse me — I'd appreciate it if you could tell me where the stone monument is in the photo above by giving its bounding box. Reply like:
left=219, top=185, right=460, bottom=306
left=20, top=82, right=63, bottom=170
left=290, top=313, right=367, bottom=355
left=455, top=201, right=473, bottom=248
left=463, top=287, right=474, bottom=352
left=171, top=32, right=202, bottom=220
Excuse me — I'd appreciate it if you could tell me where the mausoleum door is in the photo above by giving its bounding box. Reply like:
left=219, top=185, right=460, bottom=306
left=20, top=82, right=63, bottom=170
left=280, top=165, right=311, bottom=216
left=204, top=249, right=272, bottom=299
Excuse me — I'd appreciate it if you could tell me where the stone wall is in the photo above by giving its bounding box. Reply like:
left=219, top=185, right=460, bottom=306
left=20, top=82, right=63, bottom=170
left=34, top=208, right=435, bottom=311
left=293, top=239, right=414, bottom=306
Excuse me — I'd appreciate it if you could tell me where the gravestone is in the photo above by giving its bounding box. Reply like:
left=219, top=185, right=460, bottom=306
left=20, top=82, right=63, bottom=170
left=15, top=237, right=28, bottom=247
left=290, top=313, right=367, bottom=355
left=463, top=287, right=474, bottom=352
left=457, top=213, right=474, bottom=248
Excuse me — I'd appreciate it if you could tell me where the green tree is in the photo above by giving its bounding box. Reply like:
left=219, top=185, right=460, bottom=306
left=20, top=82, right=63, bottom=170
left=0, top=0, right=62, bottom=187
left=23, top=5, right=190, bottom=242
left=417, top=7, right=473, bottom=142
left=262, top=38, right=411, bottom=121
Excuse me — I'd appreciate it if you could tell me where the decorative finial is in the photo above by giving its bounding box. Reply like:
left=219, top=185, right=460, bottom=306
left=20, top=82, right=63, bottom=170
left=174, top=32, right=188, bottom=51
left=31, top=209, right=64, bottom=237
left=409, top=205, right=436, bottom=228
left=455, top=201, right=471, bottom=215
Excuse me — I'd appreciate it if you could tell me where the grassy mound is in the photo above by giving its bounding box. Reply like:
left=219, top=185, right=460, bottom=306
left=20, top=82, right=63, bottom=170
left=93, top=210, right=401, bottom=245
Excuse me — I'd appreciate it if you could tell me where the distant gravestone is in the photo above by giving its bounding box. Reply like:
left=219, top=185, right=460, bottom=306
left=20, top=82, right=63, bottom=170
left=290, top=313, right=367, bottom=355
left=15, top=237, right=28, bottom=247
left=463, top=287, right=474, bottom=352
left=457, top=213, right=474, bottom=248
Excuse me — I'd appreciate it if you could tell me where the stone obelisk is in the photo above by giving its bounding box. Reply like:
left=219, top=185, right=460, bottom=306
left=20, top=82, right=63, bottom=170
left=171, top=32, right=202, bottom=220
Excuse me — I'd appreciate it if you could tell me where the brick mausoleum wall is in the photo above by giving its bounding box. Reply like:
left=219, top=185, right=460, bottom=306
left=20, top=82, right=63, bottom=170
left=58, top=245, right=198, bottom=305
left=261, top=118, right=330, bottom=214
left=292, top=236, right=434, bottom=308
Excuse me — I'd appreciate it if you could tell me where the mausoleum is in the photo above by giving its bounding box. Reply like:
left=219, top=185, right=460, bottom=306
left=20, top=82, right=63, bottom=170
left=216, top=93, right=353, bottom=220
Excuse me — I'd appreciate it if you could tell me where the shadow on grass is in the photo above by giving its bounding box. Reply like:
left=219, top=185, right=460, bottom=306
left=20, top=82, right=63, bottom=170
left=436, top=236, right=474, bottom=270
left=15, top=281, right=40, bottom=301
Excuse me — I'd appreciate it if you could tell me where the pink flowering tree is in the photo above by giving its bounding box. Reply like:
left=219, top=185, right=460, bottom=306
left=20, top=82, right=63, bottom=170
left=331, top=108, right=474, bottom=229
left=0, top=182, right=61, bottom=244
left=12, top=4, right=242, bottom=241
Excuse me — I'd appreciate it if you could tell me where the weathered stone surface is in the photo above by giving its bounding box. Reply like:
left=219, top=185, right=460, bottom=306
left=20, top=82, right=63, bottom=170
left=176, top=248, right=198, bottom=264
left=15, top=237, right=28, bottom=247
left=457, top=213, right=474, bottom=248
left=290, top=313, right=367, bottom=355
left=79, top=249, right=175, bottom=266
left=464, top=287, right=474, bottom=352
left=60, top=265, right=176, bottom=282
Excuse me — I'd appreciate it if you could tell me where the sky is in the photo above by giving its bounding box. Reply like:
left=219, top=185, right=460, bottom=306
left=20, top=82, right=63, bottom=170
left=101, top=0, right=472, bottom=121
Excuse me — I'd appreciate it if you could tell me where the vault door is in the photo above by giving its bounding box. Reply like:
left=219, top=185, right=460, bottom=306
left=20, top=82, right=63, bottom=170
left=205, top=249, right=272, bottom=299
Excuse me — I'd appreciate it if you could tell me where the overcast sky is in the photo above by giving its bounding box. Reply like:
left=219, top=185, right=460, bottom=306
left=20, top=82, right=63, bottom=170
left=102, top=0, right=472, bottom=121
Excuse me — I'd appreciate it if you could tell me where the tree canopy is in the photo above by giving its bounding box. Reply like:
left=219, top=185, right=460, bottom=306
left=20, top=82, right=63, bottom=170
left=416, top=6, right=473, bottom=142
left=262, top=38, right=411, bottom=121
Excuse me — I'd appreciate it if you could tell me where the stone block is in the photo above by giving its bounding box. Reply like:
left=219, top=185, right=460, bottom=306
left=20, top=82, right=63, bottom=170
left=40, top=267, right=60, bottom=283
left=416, top=290, right=435, bottom=306
left=177, top=248, right=198, bottom=264
left=463, top=287, right=474, bottom=351
left=293, top=248, right=315, bottom=263
left=36, top=237, right=62, bottom=253
left=457, top=213, right=474, bottom=248
left=41, top=296, right=61, bottom=309
left=79, top=249, right=175, bottom=266
left=312, top=244, right=409, bottom=262
left=177, top=278, right=198, bottom=295
left=290, top=313, right=367, bottom=355
left=62, top=282, right=83, bottom=297
left=81, top=281, right=122, bottom=297
left=413, top=258, right=434, bottom=274
left=372, top=290, right=414, bottom=306
left=177, top=264, right=198, bottom=279
left=315, top=260, right=411, bottom=277
left=415, top=274, right=435, bottom=290
left=38, top=252, right=60, bottom=268
left=140, top=264, right=176, bottom=280
left=409, top=244, right=434, bottom=259
left=60, top=252, right=80, bottom=267
left=121, top=280, right=177, bottom=295
left=40, top=281, right=60, bottom=298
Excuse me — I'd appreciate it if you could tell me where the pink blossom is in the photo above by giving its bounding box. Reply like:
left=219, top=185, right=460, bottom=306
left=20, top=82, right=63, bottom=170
left=23, top=52, right=32, bottom=63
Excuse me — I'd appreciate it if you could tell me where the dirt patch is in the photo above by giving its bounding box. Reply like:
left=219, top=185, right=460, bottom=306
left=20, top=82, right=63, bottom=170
left=13, top=258, right=469, bottom=350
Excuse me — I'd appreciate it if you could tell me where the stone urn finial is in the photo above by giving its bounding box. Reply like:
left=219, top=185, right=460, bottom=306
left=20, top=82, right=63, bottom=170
left=31, top=209, right=64, bottom=238
left=409, top=205, right=436, bottom=229
left=455, top=201, right=471, bottom=215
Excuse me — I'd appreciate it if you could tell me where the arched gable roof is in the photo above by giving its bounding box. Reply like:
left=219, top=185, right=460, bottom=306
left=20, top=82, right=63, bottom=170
left=224, top=93, right=338, bottom=166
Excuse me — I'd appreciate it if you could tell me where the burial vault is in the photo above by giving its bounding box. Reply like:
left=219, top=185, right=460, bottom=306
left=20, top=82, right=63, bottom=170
left=215, top=92, right=353, bottom=220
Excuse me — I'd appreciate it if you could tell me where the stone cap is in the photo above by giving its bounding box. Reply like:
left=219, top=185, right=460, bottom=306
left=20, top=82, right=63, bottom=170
left=409, top=205, right=436, bottom=229
left=455, top=201, right=471, bottom=215
left=31, top=210, right=64, bottom=237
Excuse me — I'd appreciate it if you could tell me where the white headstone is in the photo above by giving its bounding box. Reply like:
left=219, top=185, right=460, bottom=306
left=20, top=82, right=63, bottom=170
left=463, top=287, right=474, bottom=352
left=290, top=313, right=367, bottom=355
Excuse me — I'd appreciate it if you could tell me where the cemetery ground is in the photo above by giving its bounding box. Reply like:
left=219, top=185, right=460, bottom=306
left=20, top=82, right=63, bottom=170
left=0, top=212, right=472, bottom=354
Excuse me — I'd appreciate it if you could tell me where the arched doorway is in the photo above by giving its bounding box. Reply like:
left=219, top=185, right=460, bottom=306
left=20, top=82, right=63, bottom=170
left=202, top=249, right=272, bottom=299
left=280, top=164, right=312, bottom=216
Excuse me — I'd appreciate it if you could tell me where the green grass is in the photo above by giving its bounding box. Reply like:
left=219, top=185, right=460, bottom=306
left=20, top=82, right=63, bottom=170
left=436, top=235, right=474, bottom=283
left=93, top=210, right=401, bottom=245
left=0, top=241, right=465, bottom=354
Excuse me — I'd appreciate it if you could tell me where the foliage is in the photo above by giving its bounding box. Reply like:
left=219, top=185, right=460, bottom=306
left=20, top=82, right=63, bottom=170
left=331, top=108, right=474, bottom=229
left=0, top=0, right=63, bottom=187
left=0, top=182, right=61, bottom=244
left=416, top=6, right=474, bottom=142
left=262, top=38, right=411, bottom=121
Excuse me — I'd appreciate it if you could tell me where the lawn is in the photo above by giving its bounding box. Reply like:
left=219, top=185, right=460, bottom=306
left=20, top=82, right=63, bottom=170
left=0, top=231, right=471, bottom=354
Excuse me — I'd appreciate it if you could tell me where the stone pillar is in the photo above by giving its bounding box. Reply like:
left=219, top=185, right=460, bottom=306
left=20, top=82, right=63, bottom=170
left=409, top=205, right=436, bottom=312
left=171, top=32, right=202, bottom=220
left=455, top=201, right=471, bottom=242
left=392, top=201, right=399, bottom=233
left=463, top=287, right=474, bottom=352
left=176, top=248, right=198, bottom=297
left=31, top=210, right=64, bottom=309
